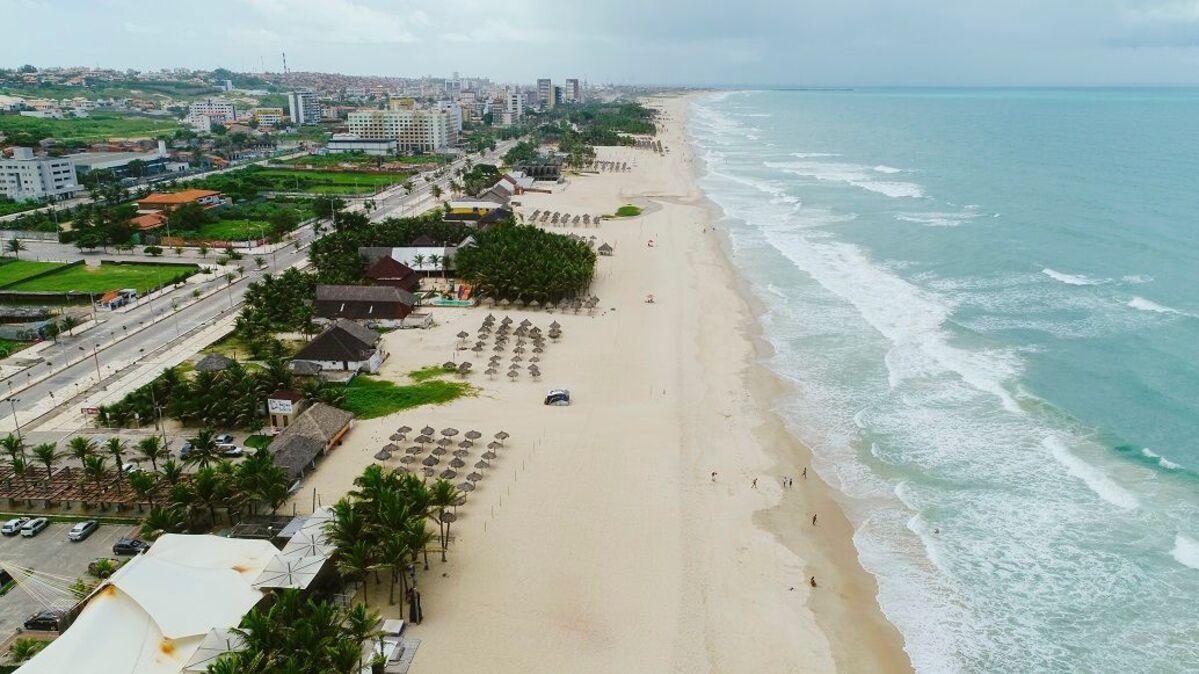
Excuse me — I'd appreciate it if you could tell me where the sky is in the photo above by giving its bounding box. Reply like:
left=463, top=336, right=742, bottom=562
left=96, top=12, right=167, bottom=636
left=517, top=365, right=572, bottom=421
left=2, top=0, right=1199, bottom=85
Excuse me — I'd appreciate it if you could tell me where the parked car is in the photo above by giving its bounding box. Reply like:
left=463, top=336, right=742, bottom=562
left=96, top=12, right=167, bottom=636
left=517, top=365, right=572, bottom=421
left=67, top=520, right=99, bottom=542
left=113, top=537, right=150, bottom=555
left=218, top=444, right=243, bottom=458
left=20, top=517, right=49, bottom=538
left=544, top=389, right=571, bottom=406
left=2, top=517, right=30, bottom=536
left=23, top=609, right=66, bottom=632
left=178, top=442, right=193, bottom=460
left=120, top=463, right=142, bottom=475
left=214, top=434, right=235, bottom=445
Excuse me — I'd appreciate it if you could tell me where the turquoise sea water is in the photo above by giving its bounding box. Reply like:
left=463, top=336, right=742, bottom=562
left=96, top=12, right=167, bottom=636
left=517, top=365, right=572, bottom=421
left=688, top=89, right=1199, bottom=673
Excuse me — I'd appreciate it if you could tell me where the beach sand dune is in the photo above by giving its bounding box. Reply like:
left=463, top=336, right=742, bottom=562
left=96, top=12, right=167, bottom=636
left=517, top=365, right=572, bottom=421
left=290, top=95, right=910, bottom=673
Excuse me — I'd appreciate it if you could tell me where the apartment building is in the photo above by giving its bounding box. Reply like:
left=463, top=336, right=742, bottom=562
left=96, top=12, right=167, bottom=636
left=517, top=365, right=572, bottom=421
left=0, top=147, right=81, bottom=202
left=499, top=87, right=524, bottom=126
left=565, top=78, right=581, bottom=103
left=346, top=108, right=453, bottom=153
left=537, top=79, right=552, bottom=109
left=251, top=107, right=286, bottom=127
left=188, top=97, right=237, bottom=124
left=287, top=91, right=322, bottom=126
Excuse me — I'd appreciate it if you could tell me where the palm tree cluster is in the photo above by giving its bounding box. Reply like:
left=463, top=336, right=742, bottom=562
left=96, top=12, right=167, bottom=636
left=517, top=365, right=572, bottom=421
left=453, top=223, right=597, bottom=304
left=309, top=213, right=475, bottom=285
left=143, top=441, right=291, bottom=537
left=97, top=358, right=341, bottom=430
left=0, top=434, right=176, bottom=508
left=324, top=465, right=460, bottom=608
left=207, top=590, right=380, bottom=674
left=237, top=267, right=318, bottom=357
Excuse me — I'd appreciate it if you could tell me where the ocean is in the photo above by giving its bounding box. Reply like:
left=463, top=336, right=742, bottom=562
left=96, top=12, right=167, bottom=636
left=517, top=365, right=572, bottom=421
left=687, top=88, right=1199, bottom=673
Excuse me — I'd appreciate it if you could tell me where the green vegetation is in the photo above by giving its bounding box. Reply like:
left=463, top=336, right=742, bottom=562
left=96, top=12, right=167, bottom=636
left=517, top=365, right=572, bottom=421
left=614, top=204, right=642, bottom=217
left=7, top=638, right=48, bottom=664
left=282, top=152, right=451, bottom=169
left=461, top=163, right=502, bottom=196
left=5, top=261, right=197, bottom=294
left=336, top=375, right=473, bottom=420
left=0, top=339, right=31, bottom=359
left=207, top=590, right=381, bottom=674
left=454, top=223, right=597, bottom=303
left=0, top=260, right=67, bottom=287
left=0, top=79, right=222, bottom=102
left=97, top=357, right=342, bottom=429
left=244, top=434, right=272, bottom=451
left=407, top=365, right=450, bottom=382
left=167, top=199, right=312, bottom=242
left=0, top=197, right=43, bottom=217
left=236, top=268, right=318, bottom=356
left=191, top=166, right=408, bottom=199
left=0, top=112, right=181, bottom=145
left=309, top=212, right=475, bottom=285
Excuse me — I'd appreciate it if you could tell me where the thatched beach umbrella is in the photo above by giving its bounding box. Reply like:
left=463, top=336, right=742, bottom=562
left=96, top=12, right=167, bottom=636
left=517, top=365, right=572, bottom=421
left=493, top=344, right=505, bottom=352
left=529, top=356, right=540, bottom=364
left=389, top=433, right=404, bottom=441
left=549, top=321, right=561, bottom=330
left=511, top=355, right=523, bottom=363
left=442, top=361, right=457, bottom=371
left=485, top=368, right=498, bottom=379
left=415, top=434, right=433, bottom=445
left=422, top=455, right=439, bottom=467
left=467, top=472, right=483, bottom=482
left=441, top=428, right=459, bottom=437
left=421, top=426, right=435, bottom=436
left=453, top=449, right=470, bottom=459
left=398, top=425, right=413, bottom=434
left=406, top=445, right=423, bottom=455
left=423, top=467, right=435, bottom=478
left=373, top=449, right=392, bottom=461
left=507, top=370, right=519, bottom=380
left=450, top=457, right=466, bottom=468
left=400, top=455, right=416, bottom=464
left=440, top=469, right=458, bottom=480
left=474, top=459, right=490, bottom=469
left=458, top=362, right=472, bottom=374
left=465, top=430, right=482, bottom=440
left=459, top=481, right=476, bottom=492
left=471, top=345, right=484, bottom=355
left=495, top=431, right=509, bottom=443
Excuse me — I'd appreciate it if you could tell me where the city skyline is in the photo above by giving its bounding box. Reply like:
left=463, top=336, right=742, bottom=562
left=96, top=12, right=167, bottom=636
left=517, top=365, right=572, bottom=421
left=2, top=0, right=1199, bottom=86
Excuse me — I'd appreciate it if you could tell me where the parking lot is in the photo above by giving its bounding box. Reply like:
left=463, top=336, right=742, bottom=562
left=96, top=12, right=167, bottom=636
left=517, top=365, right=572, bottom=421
left=0, top=521, right=138, bottom=635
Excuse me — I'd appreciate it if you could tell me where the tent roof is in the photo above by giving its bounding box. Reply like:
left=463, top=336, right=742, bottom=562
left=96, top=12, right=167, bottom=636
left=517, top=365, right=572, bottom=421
left=16, top=534, right=277, bottom=674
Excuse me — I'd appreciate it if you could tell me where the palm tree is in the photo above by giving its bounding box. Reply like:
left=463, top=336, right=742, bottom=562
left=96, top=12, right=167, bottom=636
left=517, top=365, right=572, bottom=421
left=184, top=428, right=220, bottom=469
left=190, top=466, right=226, bottom=528
left=5, top=238, right=26, bottom=259
left=81, top=455, right=108, bottom=495
left=127, top=470, right=156, bottom=511
left=135, top=436, right=167, bottom=472
left=336, top=540, right=375, bottom=606
left=141, top=505, right=186, bottom=539
left=67, top=435, right=95, bottom=464
left=343, top=603, right=381, bottom=670
left=429, top=479, right=460, bottom=561
left=104, top=437, right=127, bottom=491
left=31, top=442, right=61, bottom=480
left=160, top=457, right=184, bottom=486
left=0, top=434, right=25, bottom=465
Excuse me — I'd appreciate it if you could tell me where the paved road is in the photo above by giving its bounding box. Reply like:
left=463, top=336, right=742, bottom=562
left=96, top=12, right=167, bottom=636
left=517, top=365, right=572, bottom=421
left=0, top=143, right=513, bottom=444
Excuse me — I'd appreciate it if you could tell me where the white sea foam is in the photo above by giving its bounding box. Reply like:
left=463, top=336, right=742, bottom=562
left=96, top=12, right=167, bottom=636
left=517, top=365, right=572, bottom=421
left=1045, top=436, right=1139, bottom=510
left=1042, top=268, right=1103, bottom=286
left=1128, top=296, right=1183, bottom=315
left=1142, top=448, right=1182, bottom=470
left=791, top=152, right=839, bottom=158
left=1122, top=274, right=1153, bottom=284
left=873, top=165, right=903, bottom=174
left=1171, top=534, right=1199, bottom=570
left=765, top=160, right=925, bottom=199
left=896, top=211, right=982, bottom=227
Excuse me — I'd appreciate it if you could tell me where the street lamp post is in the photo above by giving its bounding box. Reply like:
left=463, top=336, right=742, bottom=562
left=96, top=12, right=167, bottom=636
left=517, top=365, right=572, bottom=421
left=8, top=397, right=21, bottom=440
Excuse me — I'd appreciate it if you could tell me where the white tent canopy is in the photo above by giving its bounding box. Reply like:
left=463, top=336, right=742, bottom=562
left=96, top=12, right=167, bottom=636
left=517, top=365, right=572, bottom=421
left=182, top=627, right=246, bottom=672
left=252, top=554, right=326, bottom=590
left=16, top=534, right=278, bottom=674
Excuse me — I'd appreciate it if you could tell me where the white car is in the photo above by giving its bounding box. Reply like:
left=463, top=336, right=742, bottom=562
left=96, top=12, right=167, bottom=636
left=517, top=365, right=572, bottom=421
left=544, top=389, right=571, bottom=406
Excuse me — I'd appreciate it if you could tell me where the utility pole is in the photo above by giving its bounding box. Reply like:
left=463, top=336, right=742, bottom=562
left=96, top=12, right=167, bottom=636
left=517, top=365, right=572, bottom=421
left=8, top=398, right=21, bottom=440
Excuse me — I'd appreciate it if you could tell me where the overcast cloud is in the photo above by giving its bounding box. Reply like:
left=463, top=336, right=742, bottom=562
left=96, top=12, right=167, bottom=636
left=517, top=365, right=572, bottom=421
left=2, top=0, right=1198, bottom=84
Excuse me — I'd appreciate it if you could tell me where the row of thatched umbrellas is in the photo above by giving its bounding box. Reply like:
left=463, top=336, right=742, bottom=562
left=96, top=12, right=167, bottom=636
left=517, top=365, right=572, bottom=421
left=588, top=160, right=629, bottom=172
left=373, top=425, right=511, bottom=495
left=526, top=210, right=602, bottom=227
left=456, top=314, right=562, bottom=382
left=477, top=296, right=600, bottom=314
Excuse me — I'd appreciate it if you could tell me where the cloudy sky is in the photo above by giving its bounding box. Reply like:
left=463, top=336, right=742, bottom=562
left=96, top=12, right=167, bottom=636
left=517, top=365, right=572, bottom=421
left=2, top=0, right=1198, bottom=85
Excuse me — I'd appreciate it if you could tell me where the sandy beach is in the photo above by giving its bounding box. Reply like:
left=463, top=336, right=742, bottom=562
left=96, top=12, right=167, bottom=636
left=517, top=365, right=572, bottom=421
left=290, top=93, right=912, bottom=673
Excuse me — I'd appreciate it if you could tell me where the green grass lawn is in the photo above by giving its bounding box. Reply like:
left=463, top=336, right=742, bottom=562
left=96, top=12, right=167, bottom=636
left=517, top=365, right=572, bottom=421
left=181, top=219, right=270, bottom=241
left=6, top=262, right=198, bottom=294
left=0, top=260, right=68, bottom=287
left=245, top=434, right=272, bottom=451
left=614, top=204, right=642, bottom=217
left=0, top=112, right=181, bottom=144
left=282, top=152, right=451, bottom=168
left=0, top=338, right=33, bottom=359
left=251, top=168, right=409, bottom=195
left=338, top=375, right=473, bottom=419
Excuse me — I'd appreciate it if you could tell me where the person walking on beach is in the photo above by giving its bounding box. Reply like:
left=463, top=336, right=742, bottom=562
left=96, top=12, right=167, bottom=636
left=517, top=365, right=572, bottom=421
left=802, top=467, right=808, bottom=479
left=711, top=471, right=718, bottom=482
left=752, top=478, right=758, bottom=489
left=810, top=576, right=817, bottom=588
left=811, top=513, right=818, bottom=526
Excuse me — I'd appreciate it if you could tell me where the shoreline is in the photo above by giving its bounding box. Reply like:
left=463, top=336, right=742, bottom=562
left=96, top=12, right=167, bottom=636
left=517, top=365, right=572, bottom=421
left=678, top=92, right=913, bottom=672
left=288, top=92, right=911, bottom=672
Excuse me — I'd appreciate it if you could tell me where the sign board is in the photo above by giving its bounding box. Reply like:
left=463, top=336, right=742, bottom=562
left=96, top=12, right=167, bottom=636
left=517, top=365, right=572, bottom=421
left=81, top=407, right=99, bottom=415
left=267, top=398, right=294, bottom=415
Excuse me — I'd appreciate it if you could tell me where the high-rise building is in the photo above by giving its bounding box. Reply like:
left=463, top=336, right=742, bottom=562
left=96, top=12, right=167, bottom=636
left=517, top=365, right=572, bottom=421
left=0, top=147, right=80, bottom=202
left=537, top=79, right=552, bottom=108
left=188, top=97, right=237, bottom=124
left=347, top=108, right=453, bottom=153
left=287, top=91, right=322, bottom=126
left=551, top=85, right=564, bottom=107
left=501, top=87, right=524, bottom=126
left=565, top=78, right=581, bottom=103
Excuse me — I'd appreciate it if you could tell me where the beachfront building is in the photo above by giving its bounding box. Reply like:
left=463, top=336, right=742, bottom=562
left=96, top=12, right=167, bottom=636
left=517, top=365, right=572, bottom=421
left=314, top=284, right=417, bottom=325
left=0, top=147, right=80, bottom=201
left=346, top=108, right=454, bottom=153
left=291, top=319, right=387, bottom=374
left=364, top=255, right=421, bottom=292
left=266, top=402, right=354, bottom=486
left=500, top=87, right=524, bottom=126
left=287, top=90, right=322, bottom=125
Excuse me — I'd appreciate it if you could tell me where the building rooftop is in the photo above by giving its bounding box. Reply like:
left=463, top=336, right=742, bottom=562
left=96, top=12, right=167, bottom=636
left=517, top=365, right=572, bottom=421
left=315, top=284, right=415, bottom=305
left=139, top=189, right=221, bottom=205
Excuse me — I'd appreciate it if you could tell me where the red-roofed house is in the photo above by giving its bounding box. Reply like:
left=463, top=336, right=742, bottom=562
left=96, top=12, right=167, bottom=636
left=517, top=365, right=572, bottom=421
left=137, top=189, right=225, bottom=212
left=363, top=256, right=420, bottom=292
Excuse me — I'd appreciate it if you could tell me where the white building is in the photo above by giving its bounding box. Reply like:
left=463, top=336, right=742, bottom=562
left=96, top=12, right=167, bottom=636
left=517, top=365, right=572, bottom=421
left=437, top=100, right=463, bottom=141
left=500, top=87, right=524, bottom=126
left=565, top=78, right=581, bottom=103
left=0, top=147, right=80, bottom=202
left=327, top=133, right=397, bottom=156
left=287, top=90, right=322, bottom=126
left=347, top=108, right=453, bottom=153
left=188, top=97, right=237, bottom=124
left=537, top=78, right=552, bottom=108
